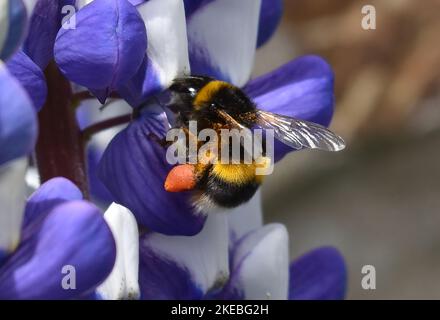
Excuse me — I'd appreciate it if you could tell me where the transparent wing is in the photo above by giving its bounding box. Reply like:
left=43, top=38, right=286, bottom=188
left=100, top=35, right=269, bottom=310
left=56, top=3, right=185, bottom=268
left=214, top=109, right=260, bottom=162
left=257, top=110, right=346, bottom=152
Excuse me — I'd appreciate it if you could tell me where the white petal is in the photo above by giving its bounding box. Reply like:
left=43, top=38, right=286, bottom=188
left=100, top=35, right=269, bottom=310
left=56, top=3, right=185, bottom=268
left=76, top=0, right=144, bottom=10
left=228, top=189, right=263, bottom=242
left=22, top=0, right=37, bottom=15
left=76, top=0, right=93, bottom=9
left=0, top=157, right=27, bottom=253
left=97, top=203, right=140, bottom=300
left=231, top=223, right=289, bottom=300
left=187, top=0, right=261, bottom=86
left=0, top=0, right=9, bottom=52
left=137, top=0, right=190, bottom=87
left=77, top=98, right=132, bottom=150
left=25, top=165, right=40, bottom=196
left=142, top=212, right=229, bottom=293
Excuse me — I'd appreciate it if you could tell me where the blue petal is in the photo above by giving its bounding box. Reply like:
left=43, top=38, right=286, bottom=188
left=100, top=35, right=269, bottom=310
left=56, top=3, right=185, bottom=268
left=89, top=88, right=110, bottom=105
left=289, top=247, right=347, bottom=300
left=257, top=0, right=283, bottom=48
left=6, top=50, right=47, bottom=111
left=0, top=200, right=116, bottom=299
left=79, top=291, right=103, bottom=300
left=23, top=0, right=75, bottom=70
left=54, top=0, right=147, bottom=103
left=77, top=0, right=146, bottom=9
left=87, top=146, right=114, bottom=206
left=22, top=177, right=83, bottom=229
left=0, top=0, right=28, bottom=61
left=138, top=213, right=229, bottom=300
left=0, top=250, right=8, bottom=267
left=129, top=0, right=146, bottom=5
left=118, top=0, right=189, bottom=107
left=244, top=55, right=335, bottom=161
left=0, top=62, right=37, bottom=166
left=117, top=55, right=160, bottom=108
left=98, top=105, right=206, bottom=235
left=139, top=234, right=204, bottom=300
left=183, top=0, right=215, bottom=18
left=76, top=98, right=128, bottom=204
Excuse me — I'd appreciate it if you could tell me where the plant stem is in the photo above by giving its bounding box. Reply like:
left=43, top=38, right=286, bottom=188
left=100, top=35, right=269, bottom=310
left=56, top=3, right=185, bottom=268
left=72, top=91, right=94, bottom=102
left=35, top=61, right=90, bottom=198
left=82, top=114, right=132, bottom=141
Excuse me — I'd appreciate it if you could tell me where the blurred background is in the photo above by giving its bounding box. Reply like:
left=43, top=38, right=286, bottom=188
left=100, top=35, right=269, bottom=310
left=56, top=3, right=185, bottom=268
left=255, top=0, right=440, bottom=299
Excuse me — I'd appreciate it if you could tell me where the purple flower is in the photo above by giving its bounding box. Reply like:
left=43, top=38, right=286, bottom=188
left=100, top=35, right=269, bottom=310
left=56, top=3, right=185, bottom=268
left=6, top=50, right=48, bottom=111
left=0, top=0, right=28, bottom=61
left=256, top=0, right=283, bottom=48
left=55, top=0, right=148, bottom=103
left=0, top=1, right=38, bottom=166
left=94, top=0, right=334, bottom=235
left=23, top=0, right=76, bottom=70
left=96, top=193, right=346, bottom=300
left=0, top=61, right=37, bottom=165
left=1, top=0, right=347, bottom=300
left=0, top=2, right=115, bottom=299
left=0, top=173, right=116, bottom=299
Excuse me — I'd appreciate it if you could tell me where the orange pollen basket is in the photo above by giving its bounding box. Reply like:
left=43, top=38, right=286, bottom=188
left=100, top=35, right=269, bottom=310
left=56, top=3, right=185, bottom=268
left=164, top=164, right=197, bottom=192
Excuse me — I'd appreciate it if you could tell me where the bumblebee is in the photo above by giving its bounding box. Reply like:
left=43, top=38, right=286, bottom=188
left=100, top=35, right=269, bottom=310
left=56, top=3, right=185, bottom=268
left=162, top=76, right=345, bottom=213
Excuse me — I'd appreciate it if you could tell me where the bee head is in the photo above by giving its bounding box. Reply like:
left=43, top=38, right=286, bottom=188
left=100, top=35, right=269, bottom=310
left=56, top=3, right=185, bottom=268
left=169, top=76, right=213, bottom=96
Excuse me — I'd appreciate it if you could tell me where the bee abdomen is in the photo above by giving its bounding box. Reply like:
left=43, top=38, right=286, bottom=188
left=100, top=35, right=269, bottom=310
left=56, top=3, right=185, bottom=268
left=191, top=162, right=262, bottom=211
left=204, top=171, right=260, bottom=208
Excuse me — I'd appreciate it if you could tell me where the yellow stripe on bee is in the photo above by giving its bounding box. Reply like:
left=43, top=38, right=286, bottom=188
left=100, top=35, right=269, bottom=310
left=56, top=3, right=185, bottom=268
left=211, top=157, right=272, bottom=185
left=194, top=81, right=231, bottom=109
left=212, top=163, right=258, bottom=184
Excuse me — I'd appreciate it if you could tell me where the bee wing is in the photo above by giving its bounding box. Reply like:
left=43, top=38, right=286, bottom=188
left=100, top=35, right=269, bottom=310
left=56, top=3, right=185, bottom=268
left=214, top=109, right=259, bottom=161
left=215, top=109, right=247, bottom=131
left=256, top=110, right=346, bottom=152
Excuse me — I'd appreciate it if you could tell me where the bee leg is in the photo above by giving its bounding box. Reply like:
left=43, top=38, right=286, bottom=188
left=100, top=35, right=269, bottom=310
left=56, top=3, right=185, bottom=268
left=182, top=126, right=199, bottom=143
left=180, top=126, right=202, bottom=164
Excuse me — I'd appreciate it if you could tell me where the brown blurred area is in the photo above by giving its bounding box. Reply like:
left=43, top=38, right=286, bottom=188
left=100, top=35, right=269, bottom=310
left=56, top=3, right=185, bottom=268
left=254, top=0, right=440, bottom=299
